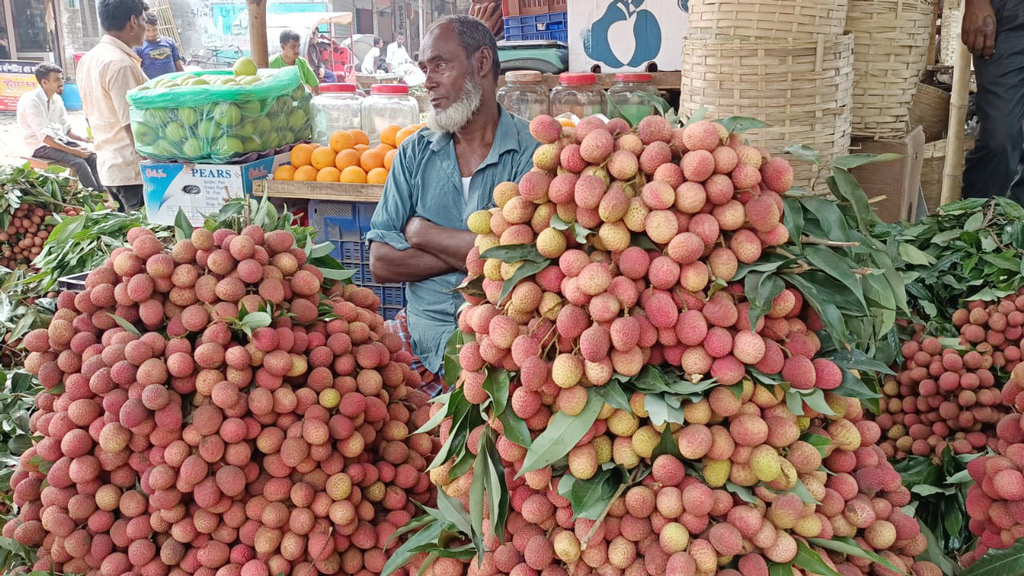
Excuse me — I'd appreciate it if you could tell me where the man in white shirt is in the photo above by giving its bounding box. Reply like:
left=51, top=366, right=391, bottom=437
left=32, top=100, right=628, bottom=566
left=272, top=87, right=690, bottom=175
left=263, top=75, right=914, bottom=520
left=17, top=64, right=103, bottom=191
left=386, top=35, right=413, bottom=70
left=77, top=0, right=149, bottom=212
left=361, top=36, right=384, bottom=74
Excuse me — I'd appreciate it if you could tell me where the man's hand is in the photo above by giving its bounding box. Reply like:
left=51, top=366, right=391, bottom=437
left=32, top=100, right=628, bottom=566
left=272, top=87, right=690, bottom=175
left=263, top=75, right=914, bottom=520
left=404, top=216, right=477, bottom=271
left=403, top=216, right=432, bottom=248
left=963, top=0, right=998, bottom=58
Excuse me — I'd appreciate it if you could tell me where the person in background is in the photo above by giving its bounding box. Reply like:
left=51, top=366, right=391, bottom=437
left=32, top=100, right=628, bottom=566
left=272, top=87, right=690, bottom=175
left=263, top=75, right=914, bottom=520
left=367, top=16, right=538, bottom=396
left=134, top=11, right=184, bottom=79
left=961, top=0, right=1024, bottom=203
left=77, top=0, right=149, bottom=212
left=361, top=36, right=383, bottom=74
left=17, top=63, right=105, bottom=193
left=270, top=29, right=319, bottom=94
left=386, top=34, right=413, bottom=71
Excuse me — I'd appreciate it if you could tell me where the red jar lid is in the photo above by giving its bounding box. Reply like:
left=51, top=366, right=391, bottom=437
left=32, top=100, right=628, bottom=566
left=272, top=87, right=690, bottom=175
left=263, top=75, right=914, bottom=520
left=320, top=83, right=357, bottom=93
left=615, top=73, right=652, bottom=83
left=559, top=72, right=597, bottom=87
left=370, top=84, right=410, bottom=95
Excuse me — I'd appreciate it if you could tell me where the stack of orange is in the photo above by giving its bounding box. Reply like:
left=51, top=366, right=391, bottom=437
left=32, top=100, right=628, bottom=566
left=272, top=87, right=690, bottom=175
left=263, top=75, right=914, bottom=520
left=273, top=123, right=425, bottom=184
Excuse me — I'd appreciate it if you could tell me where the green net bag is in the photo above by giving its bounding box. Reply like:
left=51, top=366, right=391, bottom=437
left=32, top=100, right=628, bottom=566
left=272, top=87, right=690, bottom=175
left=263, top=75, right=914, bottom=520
left=127, top=68, right=313, bottom=164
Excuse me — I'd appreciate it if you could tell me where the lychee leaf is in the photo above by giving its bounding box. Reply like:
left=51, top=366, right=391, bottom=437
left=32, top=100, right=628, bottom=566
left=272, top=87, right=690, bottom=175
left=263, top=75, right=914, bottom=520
left=482, top=369, right=510, bottom=418
left=716, top=116, right=769, bottom=134
left=768, top=564, right=793, bottom=576
left=479, top=244, right=547, bottom=264
left=567, top=465, right=627, bottom=520
left=496, top=259, right=550, bottom=307
left=517, top=390, right=603, bottom=476
left=308, top=241, right=334, bottom=259
left=832, top=153, right=903, bottom=170
left=380, top=518, right=445, bottom=576
left=448, top=449, right=476, bottom=483
left=683, top=106, right=707, bottom=127
left=644, top=393, right=685, bottom=427
left=652, top=427, right=683, bottom=461
left=724, top=482, right=759, bottom=505
left=106, top=312, right=141, bottom=336
left=498, top=410, right=532, bottom=448
left=630, top=234, right=658, bottom=250
left=808, top=538, right=905, bottom=574
left=794, top=388, right=835, bottom=416
left=801, top=434, right=832, bottom=459
left=173, top=208, right=193, bottom=243
left=413, top=391, right=452, bottom=436
left=783, top=144, right=821, bottom=166
left=793, top=541, right=842, bottom=576
left=744, top=271, right=785, bottom=331
left=802, top=245, right=868, bottom=312
left=436, top=479, right=473, bottom=538
left=789, top=479, right=821, bottom=504
left=592, top=380, right=631, bottom=412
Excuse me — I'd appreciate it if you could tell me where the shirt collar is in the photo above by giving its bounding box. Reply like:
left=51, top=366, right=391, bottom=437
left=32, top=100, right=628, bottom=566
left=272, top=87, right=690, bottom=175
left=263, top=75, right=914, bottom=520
left=426, top=104, right=521, bottom=159
left=102, top=34, right=143, bottom=64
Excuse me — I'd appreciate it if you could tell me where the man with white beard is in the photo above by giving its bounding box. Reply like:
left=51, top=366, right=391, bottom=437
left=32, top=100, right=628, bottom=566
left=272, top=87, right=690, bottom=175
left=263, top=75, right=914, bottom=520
left=368, top=15, right=538, bottom=396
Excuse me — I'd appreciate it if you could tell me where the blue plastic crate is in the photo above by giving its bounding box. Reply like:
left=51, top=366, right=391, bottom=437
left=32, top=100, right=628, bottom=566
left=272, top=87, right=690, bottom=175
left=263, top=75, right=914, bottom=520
left=383, top=286, right=405, bottom=307
left=339, top=241, right=363, bottom=263
left=310, top=200, right=377, bottom=243
left=382, top=307, right=401, bottom=321
left=504, top=12, right=567, bottom=42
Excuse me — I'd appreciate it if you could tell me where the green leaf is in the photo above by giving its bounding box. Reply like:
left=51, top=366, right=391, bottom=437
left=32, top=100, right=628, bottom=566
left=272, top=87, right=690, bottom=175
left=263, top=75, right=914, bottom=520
left=498, top=410, right=532, bottom=448
left=240, top=311, right=272, bottom=330
left=480, top=244, right=548, bottom=264
left=745, top=271, right=786, bottom=329
left=174, top=208, right=194, bottom=242
left=917, top=520, right=959, bottom=576
left=717, top=116, right=769, bottom=134
left=436, top=490, right=473, bottom=538
left=960, top=540, right=1024, bottom=576
left=808, top=537, right=903, bottom=573
left=802, top=434, right=832, bottom=458
left=828, top=347, right=896, bottom=377
left=828, top=168, right=875, bottom=235
left=518, top=389, right=603, bottom=476
left=380, top=518, right=445, bottom=576
left=496, top=259, right=551, bottom=307
left=684, top=106, right=707, bottom=127
left=106, top=312, right=141, bottom=336
left=482, top=369, right=510, bottom=418
left=769, top=564, right=794, bottom=576
left=443, top=331, right=466, bottom=393
left=725, top=482, right=759, bottom=505
left=783, top=144, right=821, bottom=165
left=793, top=540, right=842, bottom=576
left=832, top=153, right=903, bottom=170
left=308, top=241, right=334, bottom=259
left=567, top=465, right=628, bottom=520
left=899, top=243, right=937, bottom=266
left=413, top=391, right=452, bottom=435
left=592, top=380, right=631, bottom=412
left=644, top=393, right=686, bottom=427
left=652, top=427, right=683, bottom=461
left=802, top=245, right=868, bottom=312
left=964, top=212, right=985, bottom=232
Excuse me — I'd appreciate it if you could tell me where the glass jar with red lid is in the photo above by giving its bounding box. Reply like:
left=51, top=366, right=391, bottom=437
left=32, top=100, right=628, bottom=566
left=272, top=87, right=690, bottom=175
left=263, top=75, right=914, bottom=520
left=311, top=83, right=363, bottom=146
left=360, top=84, right=419, bottom=144
left=497, top=70, right=550, bottom=121
left=607, top=73, right=661, bottom=127
left=549, top=72, right=606, bottom=119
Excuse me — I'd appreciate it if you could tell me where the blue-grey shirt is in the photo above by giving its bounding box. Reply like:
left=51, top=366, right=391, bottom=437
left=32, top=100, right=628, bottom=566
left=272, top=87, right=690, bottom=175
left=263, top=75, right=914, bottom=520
left=134, top=37, right=182, bottom=79
left=367, top=107, right=539, bottom=374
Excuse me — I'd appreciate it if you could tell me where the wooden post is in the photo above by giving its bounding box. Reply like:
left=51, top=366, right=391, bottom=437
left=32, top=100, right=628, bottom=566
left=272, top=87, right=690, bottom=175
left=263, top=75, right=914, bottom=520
left=247, top=0, right=269, bottom=68
left=940, top=3, right=972, bottom=206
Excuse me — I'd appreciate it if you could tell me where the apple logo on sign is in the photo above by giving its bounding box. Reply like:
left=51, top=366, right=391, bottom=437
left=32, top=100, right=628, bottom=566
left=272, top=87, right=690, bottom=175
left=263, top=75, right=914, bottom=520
left=584, top=0, right=663, bottom=68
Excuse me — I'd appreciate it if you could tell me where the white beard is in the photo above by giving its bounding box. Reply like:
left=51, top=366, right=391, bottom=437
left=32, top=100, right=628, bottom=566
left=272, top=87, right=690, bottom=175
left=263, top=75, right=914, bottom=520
left=427, top=78, right=483, bottom=134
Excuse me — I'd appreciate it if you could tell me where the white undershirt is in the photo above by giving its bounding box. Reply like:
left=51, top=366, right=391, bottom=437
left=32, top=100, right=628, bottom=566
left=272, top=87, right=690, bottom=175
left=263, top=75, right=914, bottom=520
left=461, top=177, right=471, bottom=202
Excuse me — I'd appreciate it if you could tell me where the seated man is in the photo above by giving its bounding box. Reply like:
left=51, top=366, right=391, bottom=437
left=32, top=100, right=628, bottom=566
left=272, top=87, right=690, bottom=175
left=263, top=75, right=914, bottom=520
left=367, top=15, right=539, bottom=395
left=17, top=63, right=104, bottom=191
left=270, top=30, right=320, bottom=95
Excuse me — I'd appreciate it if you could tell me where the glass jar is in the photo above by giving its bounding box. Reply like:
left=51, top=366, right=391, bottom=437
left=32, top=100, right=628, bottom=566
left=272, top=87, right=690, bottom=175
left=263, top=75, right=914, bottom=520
left=360, top=84, right=419, bottom=145
left=607, top=73, right=660, bottom=127
left=311, top=83, right=363, bottom=146
left=549, top=72, right=606, bottom=119
left=497, top=71, right=550, bottom=121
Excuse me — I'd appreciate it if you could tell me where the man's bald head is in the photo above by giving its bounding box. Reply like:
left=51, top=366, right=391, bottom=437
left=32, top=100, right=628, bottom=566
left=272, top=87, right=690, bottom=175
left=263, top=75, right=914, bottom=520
left=423, top=15, right=500, bottom=82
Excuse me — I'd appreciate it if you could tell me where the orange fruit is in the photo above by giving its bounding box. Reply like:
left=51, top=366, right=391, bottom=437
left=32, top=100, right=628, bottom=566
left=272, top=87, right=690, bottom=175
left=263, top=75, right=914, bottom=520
left=340, top=166, right=367, bottom=184
left=330, top=130, right=355, bottom=152
left=376, top=143, right=395, bottom=154
left=311, top=147, right=337, bottom=171
left=293, top=165, right=318, bottom=181
left=335, top=149, right=361, bottom=171
left=384, top=149, right=397, bottom=170
left=316, top=167, right=341, bottom=182
left=558, top=118, right=576, bottom=128
left=354, top=144, right=370, bottom=154
left=273, top=165, right=296, bottom=181
left=310, top=143, right=321, bottom=149
left=349, top=129, right=369, bottom=146
left=290, top=143, right=314, bottom=167
left=395, top=125, right=418, bottom=147
left=367, top=167, right=389, bottom=185
left=380, top=125, right=401, bottom=147
left=360, top=149, right=385, bottom=172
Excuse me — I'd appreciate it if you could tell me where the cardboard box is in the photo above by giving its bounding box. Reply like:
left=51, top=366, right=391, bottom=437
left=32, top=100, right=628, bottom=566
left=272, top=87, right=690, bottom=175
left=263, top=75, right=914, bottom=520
left=141, top=154, right=289, bottom=226
left=849, top=127, right=925, bottom=223
left=568, top=0, right=689, bottom=73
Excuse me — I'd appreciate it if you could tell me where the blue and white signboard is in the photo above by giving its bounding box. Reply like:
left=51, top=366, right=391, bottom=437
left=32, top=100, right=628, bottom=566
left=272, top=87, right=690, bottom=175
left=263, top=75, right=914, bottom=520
left=570, top=0, right=689, bottom=72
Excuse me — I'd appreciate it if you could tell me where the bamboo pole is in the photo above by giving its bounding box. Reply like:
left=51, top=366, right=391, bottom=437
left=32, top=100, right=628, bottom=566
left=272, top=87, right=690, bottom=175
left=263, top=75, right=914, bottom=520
left=247, top=0, right=269, bottom=68
left=940, top=3, right=972, bottom=206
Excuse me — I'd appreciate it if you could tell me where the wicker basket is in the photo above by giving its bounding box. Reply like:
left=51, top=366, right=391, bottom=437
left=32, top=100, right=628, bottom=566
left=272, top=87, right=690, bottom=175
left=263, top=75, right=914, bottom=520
left=920, top=136, right=975, bottom=211
left=688, top=0, right=849, bottom=39
left=680, top=34, right=854, bottom=192
left=909, top=82, right=950, bottom=142
left=846, top=0, right=936, bottom=139
left=940, top=0, right=961, bottom=65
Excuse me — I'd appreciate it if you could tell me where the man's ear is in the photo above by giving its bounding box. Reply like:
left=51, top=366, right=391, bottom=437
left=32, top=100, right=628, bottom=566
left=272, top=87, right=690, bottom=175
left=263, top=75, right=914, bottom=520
left=476, top=47, right=494, bottom=81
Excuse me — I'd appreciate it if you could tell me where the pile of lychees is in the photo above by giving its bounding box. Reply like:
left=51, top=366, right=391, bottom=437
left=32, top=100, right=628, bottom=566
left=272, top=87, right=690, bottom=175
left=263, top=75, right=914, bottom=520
left=418, top=114, right=943, bottom=576
left=2, top=224, right=438, bottom=576
left=962, top=363, right=1024, bottom=566
left=876, top=327, right=1004, bottom=460
left=952, top=294, right=1024, bottom=374
left=0, top=203, right=80, bottom=270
